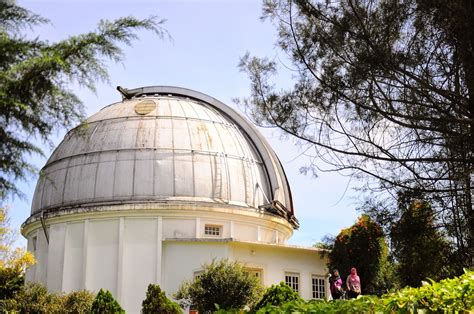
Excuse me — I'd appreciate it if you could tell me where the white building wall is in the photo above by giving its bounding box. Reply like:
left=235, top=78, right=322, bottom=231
left=231, top=243, right=330, bottom=300
left=86, top=219, right=119, bottom=296
left=25, top=230, right=37, bottom=283
left=24, top=209, right=315, bottom=314
left=46, top=223, right=66, bottom=292
left=162, top=242, right=230, bottom=296
left=121, top=218, right=158, bottom=311
left=163, top=218, right=195, bottom=238
left=35, top=229, right=49, bottom=284
left=63, top=222, right=84, bottom=291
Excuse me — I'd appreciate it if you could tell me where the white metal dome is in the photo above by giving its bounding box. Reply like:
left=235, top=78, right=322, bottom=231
left=29, top=86, right=297, bottom=227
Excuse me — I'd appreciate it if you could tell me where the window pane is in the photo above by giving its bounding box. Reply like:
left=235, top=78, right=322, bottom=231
left=312, top=276, right=326, bottom=299
left=204, top=225, right=222, bottom=236
left=285, top=273, right=300, bottom=293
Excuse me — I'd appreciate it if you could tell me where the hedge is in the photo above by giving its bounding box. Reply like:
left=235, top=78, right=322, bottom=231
left=257, top=269, right=473, bottom=313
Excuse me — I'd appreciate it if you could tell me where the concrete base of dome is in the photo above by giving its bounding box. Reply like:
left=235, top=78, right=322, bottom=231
left=22, top=206, right=327, bottom=313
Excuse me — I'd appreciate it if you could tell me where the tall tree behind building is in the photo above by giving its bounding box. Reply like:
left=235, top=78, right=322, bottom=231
left=391, top=191, right=454, bottom=287
left=0, top=2, right=167, bottom=200
left=326, top=215, right=392, bottom=295
left=238, top=0, right=473, bottom=268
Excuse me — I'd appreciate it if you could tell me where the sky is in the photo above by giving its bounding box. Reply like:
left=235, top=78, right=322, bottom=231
left=9, top=0, right=361, bottom=247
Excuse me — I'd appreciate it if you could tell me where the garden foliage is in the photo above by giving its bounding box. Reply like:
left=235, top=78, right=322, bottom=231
left=175, top=259, right=262, bottom=313
left=62, top=290, right=95, bottom=314
left=253, top=281, right=302, bottom=311
left=142, top=283, right=181, bottom=314
left=0, top=207, right=36, bottom=300
left=256, top=269, right=474, bottom=313
left=1, top=282, right=94, bottom=313
left=91, top=288, right=125, bottom=314
left=1, top=282, right=64, bottom=313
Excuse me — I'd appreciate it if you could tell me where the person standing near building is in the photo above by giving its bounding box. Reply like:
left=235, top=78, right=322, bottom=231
left=329, top=269, right=343, bottom=299
left=346, top=267, right=361, bottom=298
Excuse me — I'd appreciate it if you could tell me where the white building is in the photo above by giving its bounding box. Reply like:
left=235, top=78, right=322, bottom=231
left=22, top=86, right=329, bottom=313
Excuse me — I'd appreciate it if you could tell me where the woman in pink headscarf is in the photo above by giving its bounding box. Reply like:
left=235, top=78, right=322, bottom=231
left=346, top=267, right=361, bottom=298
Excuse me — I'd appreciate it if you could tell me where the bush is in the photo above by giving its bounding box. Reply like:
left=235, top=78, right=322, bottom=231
left=63, top=290, right=95, bottom=313
left=256, top=269, right=474, bottom=313
left=253, top=281, right=302, bottom=310
left=91, top=288, right=124, bottom=314
left=174, top=259, right=263, bottom=313
left=1, top=207, right=36, bottom=300
left=142, top=283, right=181, bottom=314
left=0, top=266, right=25, bottom=300
left=2, top=282, right=64, bottom=313
left=1, top=282, right=96, bottom=313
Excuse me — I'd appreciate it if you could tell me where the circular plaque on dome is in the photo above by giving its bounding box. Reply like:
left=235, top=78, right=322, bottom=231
left=134, top=100, right=156, bottom=115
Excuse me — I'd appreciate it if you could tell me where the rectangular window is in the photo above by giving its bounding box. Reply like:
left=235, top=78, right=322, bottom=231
left=285, top=272, right=300, bottom=293
left=244, top=268, right=263, bottom=283
left=32, top=236, right=37, bottom=252
left=204, top=225, right=221, bottom=237
left=312, top=275, right=326, bottom=299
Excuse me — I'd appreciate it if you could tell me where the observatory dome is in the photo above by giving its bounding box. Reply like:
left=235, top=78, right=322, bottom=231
left=30, top=86, right=297, bottom=227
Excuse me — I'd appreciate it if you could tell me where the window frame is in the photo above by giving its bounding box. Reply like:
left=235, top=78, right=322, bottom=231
left=204, top=224, right=222, bottom=237
left=311, top=275, right=326, bottom=299
left=284, top=272, right=300, bottom=293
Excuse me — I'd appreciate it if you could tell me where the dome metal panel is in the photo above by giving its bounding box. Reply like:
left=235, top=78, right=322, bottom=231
left=30, top=87, right=297, bottom=227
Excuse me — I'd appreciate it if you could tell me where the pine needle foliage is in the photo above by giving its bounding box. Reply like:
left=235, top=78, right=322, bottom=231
left=0, top=2, right=167, bottom=200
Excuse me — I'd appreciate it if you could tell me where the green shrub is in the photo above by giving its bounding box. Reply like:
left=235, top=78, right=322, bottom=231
left=253, top=281, right=302, bottom=311
left=142, top=283, right=181, bottom=314
left=0, top=266, right=25, bottom=300
left=63, top=290, right=95, bottom=313
left=2, top=282, right=64, bottom=313
left=91, top=288, right=124, bottom=314
left=174, top=259, right=263, bottom=313
left=1, top=281, right=95, bottom=313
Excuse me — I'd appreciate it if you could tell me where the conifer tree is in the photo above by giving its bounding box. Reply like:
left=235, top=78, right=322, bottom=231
left=0, top=2, right=166, bottom=199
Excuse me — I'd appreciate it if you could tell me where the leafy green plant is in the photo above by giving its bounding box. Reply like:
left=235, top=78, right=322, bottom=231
left=174, top=259, right=262, bottom=313
left=253, top=281, right=302, bottom=311
left=1, top=282, right=64, bottom=313
left=142, top=283, right=181, bottom=314
left=91, top=288, right=124, bottom=314
left=256, top=270, right=474, bottom=313
left=63, top=290, right=95, bottom=314
left=0, top=207, right=36, bottom=300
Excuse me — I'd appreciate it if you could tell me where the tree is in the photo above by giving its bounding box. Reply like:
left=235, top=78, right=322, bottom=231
left=91, top=289, right=124, bottom=314
left=0, top=2, right=167, bottom=200
left=0, top=207, right=35, bottom=300
left=327, top=215, right=391, bottom=295
left=141, top=284, right=181, bottom=314
left=238, top=0, right=473, bottom=268
left=174, top=259, right=263, bottom=313
left=391, top=191, right=453, bottom=287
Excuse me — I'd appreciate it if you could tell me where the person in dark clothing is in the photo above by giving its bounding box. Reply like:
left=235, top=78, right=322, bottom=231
left=329, top=269, right=343, bottom=299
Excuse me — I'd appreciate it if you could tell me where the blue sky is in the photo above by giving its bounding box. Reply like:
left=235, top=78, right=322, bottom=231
left=9, top=0, right=361, bottom=247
